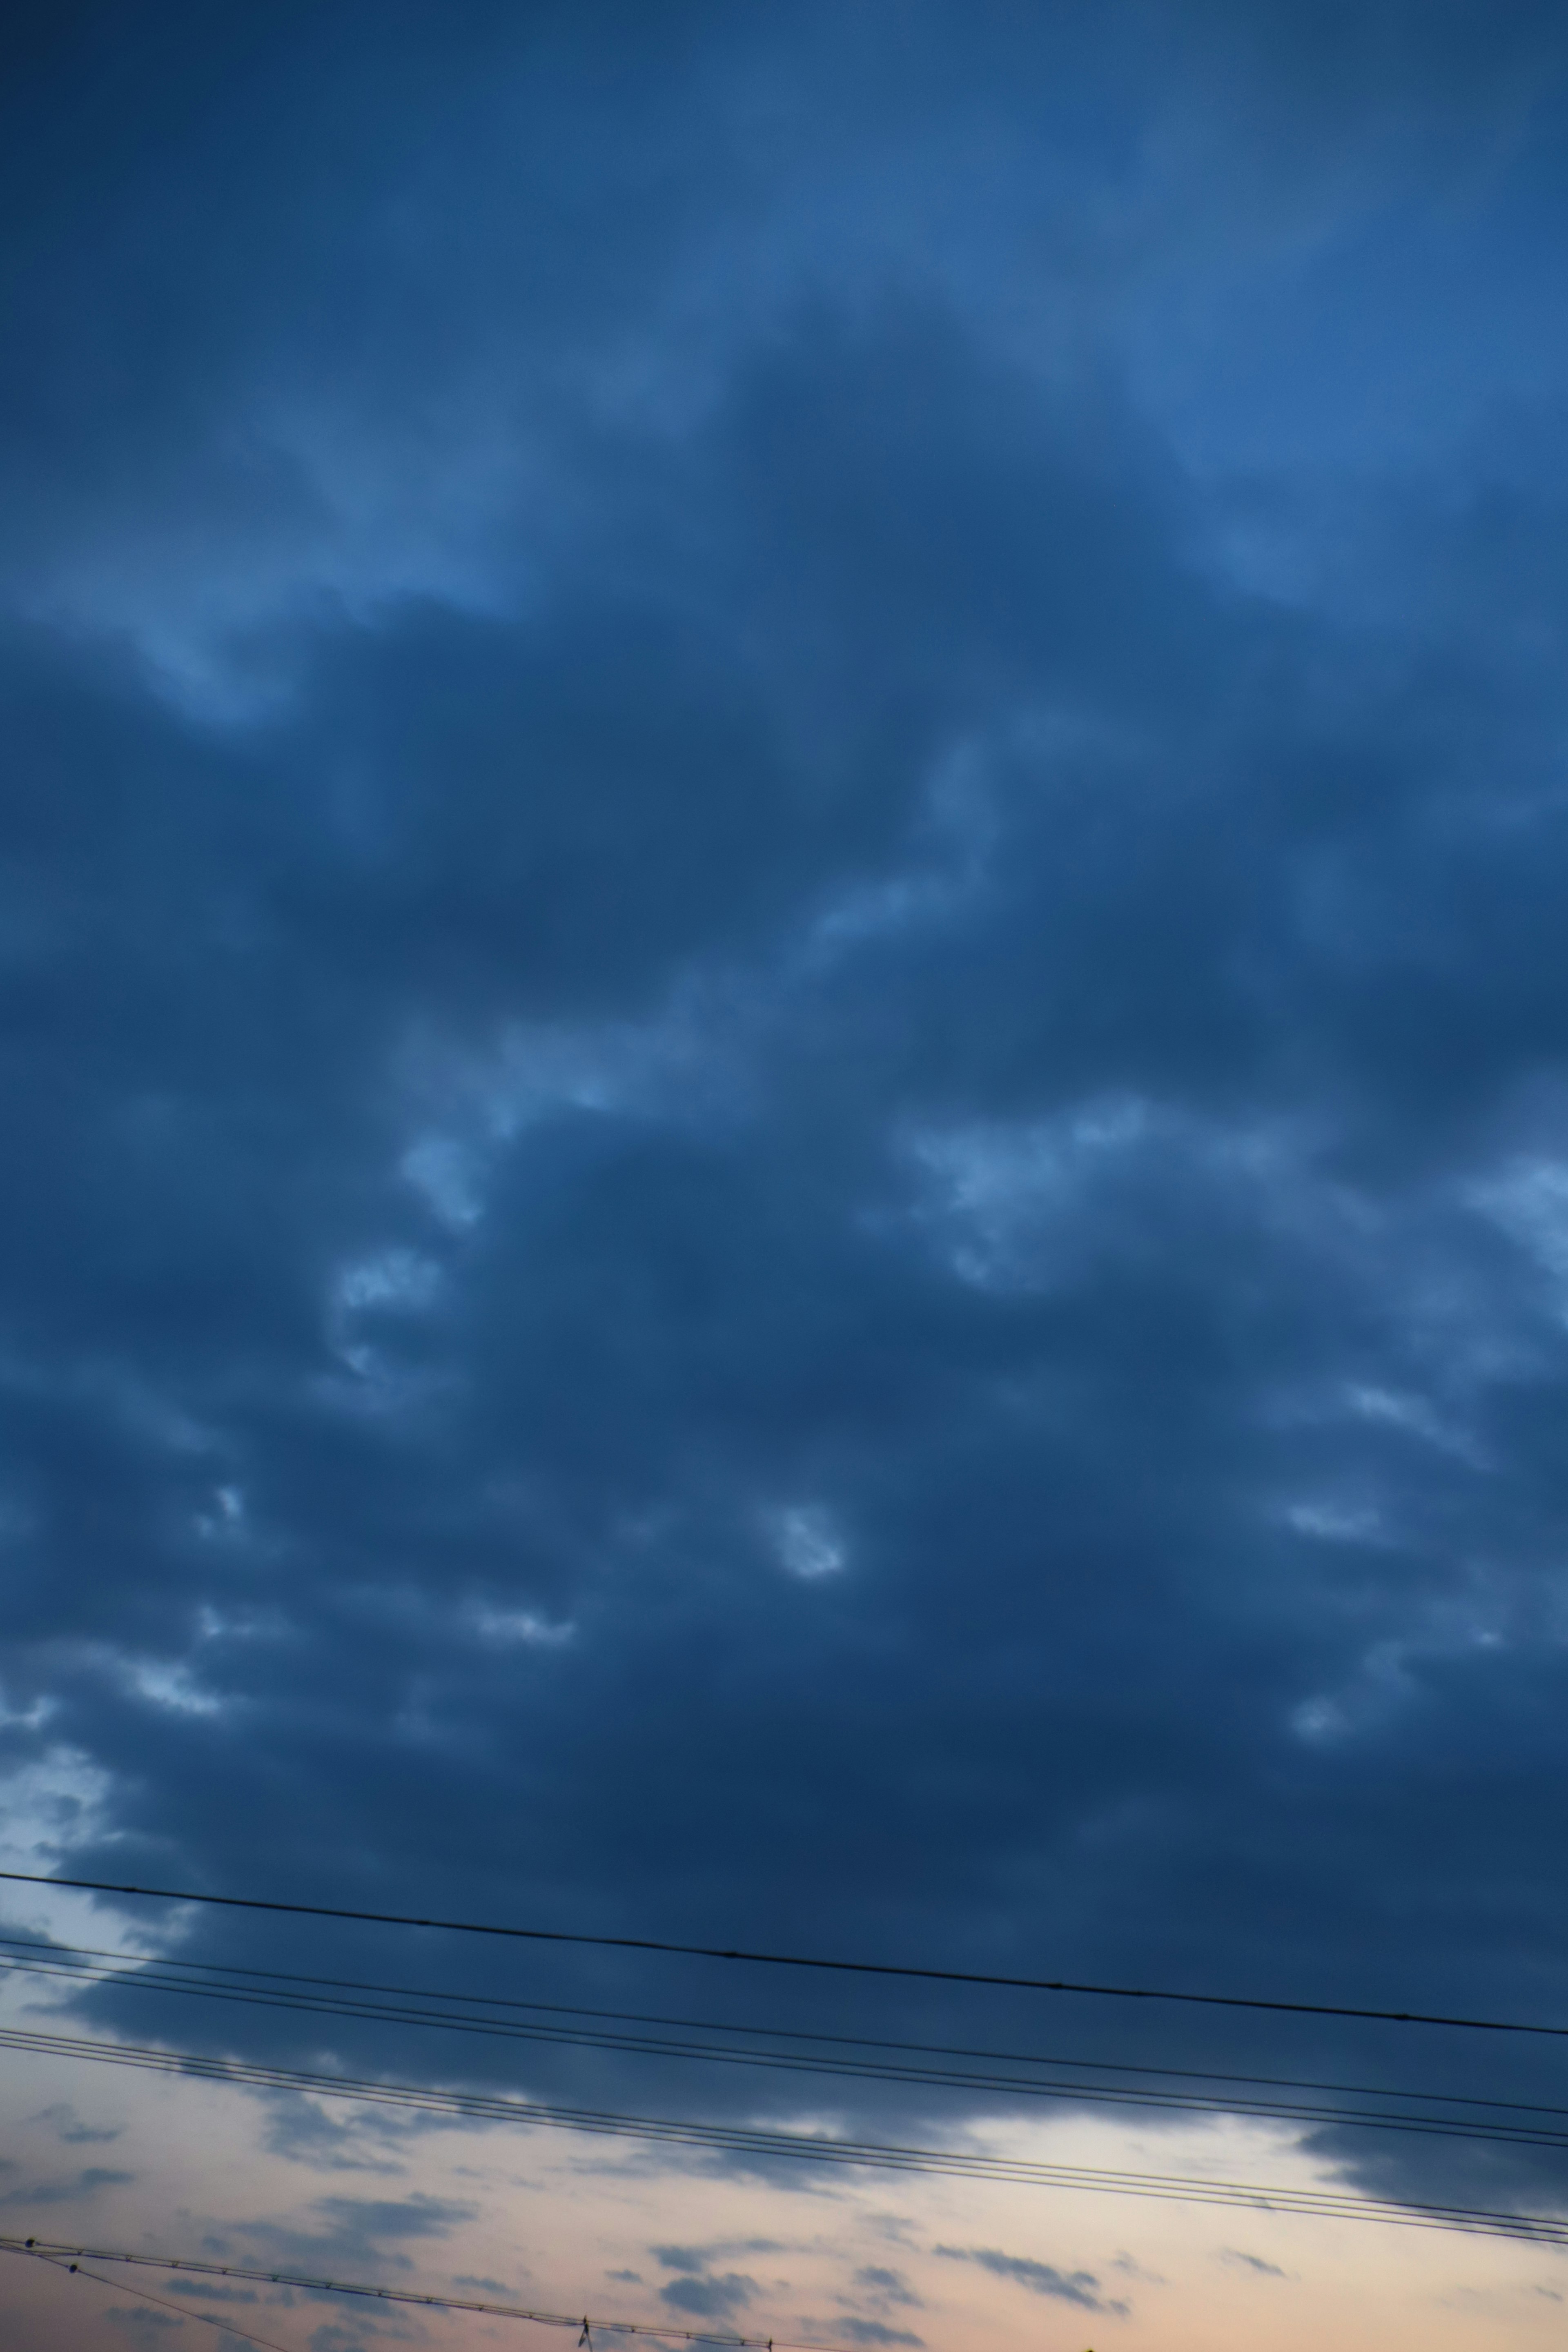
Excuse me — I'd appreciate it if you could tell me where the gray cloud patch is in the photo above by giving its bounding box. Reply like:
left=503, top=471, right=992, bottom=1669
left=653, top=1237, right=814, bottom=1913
left=27, top=2105, right=123, bottom=2147
left=652, top=2241, right=773, bottom=2317
left=212, top=2193, right=477, bottom=2280
left=933, top=2246, right=1125, bottom=2314
left=0, top=2167, right=136, bottom=2207
left=660, top=2275, right=761, bottom=2319
left=307, top=2194, right=474, bottom=2245
left=853, top=2266, right=923, bottom=2307
left=1219, top=2250, right=1290, bottom=2279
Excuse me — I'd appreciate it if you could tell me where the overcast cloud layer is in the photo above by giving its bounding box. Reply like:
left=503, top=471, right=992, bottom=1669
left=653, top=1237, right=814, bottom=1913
left=6, top=0, right=1568, bottom=2274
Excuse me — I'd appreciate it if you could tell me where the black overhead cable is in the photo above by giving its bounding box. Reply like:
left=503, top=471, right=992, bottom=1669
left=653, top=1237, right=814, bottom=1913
left=5, top=1931, right=1562, bottom=2123
left=4, top=1938, right=1568, bottom=2156
left=5, top=2020, right=1568, bottom=2247
left=2, top=1865, right=1564, bottom=2041
left=16, top=2242, right=306, bottom=2352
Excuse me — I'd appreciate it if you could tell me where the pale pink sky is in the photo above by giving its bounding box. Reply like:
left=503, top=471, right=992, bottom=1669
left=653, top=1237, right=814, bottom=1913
left=4, top=2029, right=1565, bottom=2352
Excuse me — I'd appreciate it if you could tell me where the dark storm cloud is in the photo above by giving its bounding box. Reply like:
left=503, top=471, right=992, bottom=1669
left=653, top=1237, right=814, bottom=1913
left=4, top=0, right=1568, bottom=2256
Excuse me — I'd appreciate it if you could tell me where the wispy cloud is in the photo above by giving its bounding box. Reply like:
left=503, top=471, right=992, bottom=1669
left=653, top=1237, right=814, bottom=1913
left=933, top=2246, right=1126, bottom=2315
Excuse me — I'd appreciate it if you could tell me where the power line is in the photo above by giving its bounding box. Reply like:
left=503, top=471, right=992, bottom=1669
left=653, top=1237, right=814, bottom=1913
left=6, top=1938, right=1568, bottom=2157
left=6, top=2020, right=1568, bottom=2247
left=7, top=1931, right=1563, bottom=2125
left=0, top=2234, right=844, bottom=2351
left=13, top=2241, right=307, bottom=2352
left=3, top=1865, right=1564, bottom=2041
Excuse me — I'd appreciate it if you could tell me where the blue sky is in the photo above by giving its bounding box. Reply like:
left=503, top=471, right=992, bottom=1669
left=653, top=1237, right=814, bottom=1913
left=4, top=5, right=1568, bottom=2348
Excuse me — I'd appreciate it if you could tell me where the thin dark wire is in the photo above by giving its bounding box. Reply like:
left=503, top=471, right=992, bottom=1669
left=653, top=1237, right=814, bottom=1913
left=6, top=1930, right=1564, bottom=2124
left=0, top=2235, right=842, bottom=2351
left=5, top=2022, right=1568, bottom=2246
left=6, top=1945, right=1568, bottom=2156
left=15, top=2243, right=306, bottom=2352
left=3, top=1865, right=1564, bottom=2041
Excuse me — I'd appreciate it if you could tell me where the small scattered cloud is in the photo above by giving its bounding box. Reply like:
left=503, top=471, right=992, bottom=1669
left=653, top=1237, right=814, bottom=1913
left=934, top=2246, right=1126, bottom=2315
left=660, top=2275, right=760, bottom=2319
left=651, top=2244, right=765, bottom=2318
left=224, top=2192, right=476, bottom=2278
left=862, top=2214, right=922, bottom=2250
left=1219, top=2250, right=1290, bottom=2280
left=27, top=2103, right=122, bottom=2146
left=310, top=2193, right=474, bottom=2244
left=606, top=2270, right=644, bottom=2284
left=853, top=2266, right=922, bottom=2308
left=651, top=2240, right=784, bottom=2269
left=256, top=2092, right=424, bottom=2174
left=839, top=2323, right=923, bottom=2346
left=769, top=1505, right=847, bottom=1581
left=0, top=2165, right=135, bottom=2207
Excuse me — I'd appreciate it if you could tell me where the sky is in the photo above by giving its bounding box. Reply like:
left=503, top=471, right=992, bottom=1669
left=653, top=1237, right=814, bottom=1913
left=4, top=2, right=1568, bottom=2346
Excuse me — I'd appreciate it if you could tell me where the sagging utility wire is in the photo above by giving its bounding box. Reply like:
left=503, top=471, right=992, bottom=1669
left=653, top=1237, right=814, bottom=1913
left=2, top=1930, right=1559, bottom=2120
left=13, top=2241, right=306, bottom=2352
left=4, top=1934, right=1568, bottom=2157
left=2, top=1864, right=1565, bottom=2041
left=5, top=2020, right=1568, bottom=2247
